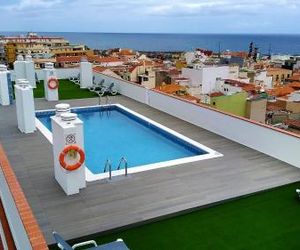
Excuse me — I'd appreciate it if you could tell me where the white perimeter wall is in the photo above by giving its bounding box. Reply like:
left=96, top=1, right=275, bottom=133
left=35, top=68, right=80, bottom=80
left=94, top=71, right=300, bottom=168
left=94, top=71, right=148, bottom=104
left=148, top=90, right=300, bottom=168
left=11, top=67, right=80, bottom=81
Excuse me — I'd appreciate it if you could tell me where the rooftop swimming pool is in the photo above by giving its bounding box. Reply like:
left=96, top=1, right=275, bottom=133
left=36, top=104, right=222, bottom=181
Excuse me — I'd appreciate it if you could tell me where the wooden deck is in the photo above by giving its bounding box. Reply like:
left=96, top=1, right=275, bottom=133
left=1, top=95, right=300, bottom=244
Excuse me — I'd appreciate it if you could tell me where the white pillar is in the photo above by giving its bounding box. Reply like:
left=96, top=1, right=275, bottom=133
left=0, top=65, right=12, bottom=106
left=80, top=58, right=93, bottom=88
left=43, top=62, right=59, bottom=101
left=25, top=55, right=36, bottom=88
left=14, top=81, right=36, bottom=133
left=14, top=55, right=26, bottom=81
left=51, top=112, right=86, bottom=195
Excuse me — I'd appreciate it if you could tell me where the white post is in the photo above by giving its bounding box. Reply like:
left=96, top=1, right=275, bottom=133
left=0, top=65, right=12, bottom=106
left=43, top=62, right=59, bottom=101
left=24, top=55, right=36, bottom=88
left=51, top=111, right=86, bottom=195
left=14, top=55, right=26, bottom=81
left=80, top=58, right=93, bottom=88
left=14, top=81, right=36, bottom=133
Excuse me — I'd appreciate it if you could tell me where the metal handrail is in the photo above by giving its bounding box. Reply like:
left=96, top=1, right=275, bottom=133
left=117, top=157, right=128, bottom=176
left=103, top=159, right=112, bottom=180
left=105, top=95, right=111, bottom=105
left=98, top=94, right=101, bottom=105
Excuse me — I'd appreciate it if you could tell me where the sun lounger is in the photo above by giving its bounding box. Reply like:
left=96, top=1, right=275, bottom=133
left=296, top=189, right=300, bottom=198
left=53, top=231, right=129, bottom=250
left=96, top=82, right=118, bottom=96
left=89, top=79, right=105, bottom=92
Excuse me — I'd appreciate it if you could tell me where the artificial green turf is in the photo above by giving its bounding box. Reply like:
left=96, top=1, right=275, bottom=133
left=34, top=79, right=98, bottom=99
left=49, top=182, right=300, bottom=250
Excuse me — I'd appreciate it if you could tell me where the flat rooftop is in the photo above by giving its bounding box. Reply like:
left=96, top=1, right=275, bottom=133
left=1, top=95, right=300, bottom=244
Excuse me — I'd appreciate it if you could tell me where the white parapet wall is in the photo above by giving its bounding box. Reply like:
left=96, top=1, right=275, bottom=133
left=93, top=71, right=148, bottom=104
left=93, top=71, right=300, bottom=169
left=148, top=90, right=300, bottom=168
left=35, top=67, right=80, bottom=81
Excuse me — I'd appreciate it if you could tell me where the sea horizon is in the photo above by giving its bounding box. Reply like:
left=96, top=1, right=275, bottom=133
left=1, top=31, right=300, bottom=55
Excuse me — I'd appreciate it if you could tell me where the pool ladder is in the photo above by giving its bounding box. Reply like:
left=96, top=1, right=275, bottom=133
left=98, top=94, right=111, bottom=105
left=103, top=157, right=128, bottom=180
left=117, top=157, right=128, bottom=176
left=103, top=159, right=112, bottom=180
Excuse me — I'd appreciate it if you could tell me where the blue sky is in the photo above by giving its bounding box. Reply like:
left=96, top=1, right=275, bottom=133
left=0, top=0, right=299, bottom=34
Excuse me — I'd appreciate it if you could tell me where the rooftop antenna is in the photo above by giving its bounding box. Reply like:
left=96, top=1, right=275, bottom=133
left=248, top=41, right=254, bottom=58
left=268, top=43, right=272, bottom=59
left=253, top=46, right=259, bottom=62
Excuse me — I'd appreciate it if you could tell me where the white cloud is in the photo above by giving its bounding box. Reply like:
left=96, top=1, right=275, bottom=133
left=145, top=0, right=300, bottom=16
left=0, top=0, right=299, bottom=33
left=3, top=0, right=62, bottom=11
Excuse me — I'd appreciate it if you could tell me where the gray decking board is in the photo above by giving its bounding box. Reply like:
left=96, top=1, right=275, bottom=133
left=1, top=95, right=300, bottom=244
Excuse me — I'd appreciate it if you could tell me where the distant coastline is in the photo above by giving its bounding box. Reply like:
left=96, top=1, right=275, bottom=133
left=1, top=31, right=300, bottom=54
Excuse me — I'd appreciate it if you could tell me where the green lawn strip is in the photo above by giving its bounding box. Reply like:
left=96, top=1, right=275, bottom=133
left=49, top=182, right=300, bottom=250
left=34, top=79, right=98, bottom=99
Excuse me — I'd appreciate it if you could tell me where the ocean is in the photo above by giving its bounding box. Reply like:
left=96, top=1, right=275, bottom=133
left=2, top=32, right=300, bottom=55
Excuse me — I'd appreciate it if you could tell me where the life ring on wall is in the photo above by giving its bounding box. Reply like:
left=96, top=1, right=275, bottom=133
left=48, top=77, right=59, bottom=90
left=59, top=145, right=85, bottom=171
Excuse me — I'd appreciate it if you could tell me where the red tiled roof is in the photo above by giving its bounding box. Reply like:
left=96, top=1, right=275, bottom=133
left=224, top=79, right=260, bottom=92
left=223, top=51, right=248, bottom=58
left=287, top=74, right=300, bottom=82
left=128, top=66, right=138, bottom=73
left=180, top=95, right=200, bottom=102
left=88, top=56, right=124, bottom=63
left=118, top=50, right=135, bottom=56
left=287, top=82, right=300, bottom=89
left=93, top=66, right=107, bottom=73
left=210, top=92, right=224, bottom=97
left=267, top=86, right=295, bottom=97
left=137, top=60, right=155, bottom=66
left=284, top=119, right=300, bottom=129
left=56, top=56, right=82, bottom=63
left=155, top=84, right=186, bottom=94
left=267, top=67, right=292, bottom=73
left=267, top=104, right=284, bottom=112
left=56, top=56, right=125, bottom=64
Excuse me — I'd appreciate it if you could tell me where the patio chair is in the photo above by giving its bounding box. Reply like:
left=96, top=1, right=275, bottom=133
left=35, top=72, right=39, bottom=83
left=53, top=231, right=129, bottom=250
left=89, top=79, right=105, bottom=92
left=69, top=73, right=78, bottom=82
left=70, top=74, right=80, bottom=85
left=97, top=82, right=118, bottom=97
left=296, top=189, right=300, bottom=198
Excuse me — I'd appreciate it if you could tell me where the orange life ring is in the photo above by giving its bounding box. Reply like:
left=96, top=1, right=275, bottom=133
left=48, top=77, right=59, bottom=90
left=59, top=145, right=85, bottom=171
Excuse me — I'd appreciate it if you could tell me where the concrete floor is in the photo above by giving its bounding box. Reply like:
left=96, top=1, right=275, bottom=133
left=1, top=95, right=300, bottom=244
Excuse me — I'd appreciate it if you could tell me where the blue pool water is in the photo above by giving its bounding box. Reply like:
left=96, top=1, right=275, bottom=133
left=36, top=106, right=207, bottom=174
